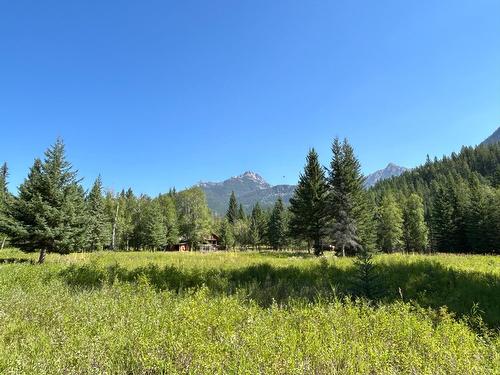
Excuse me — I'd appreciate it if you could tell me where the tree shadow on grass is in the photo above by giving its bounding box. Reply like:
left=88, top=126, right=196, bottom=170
left=59, top=259, right=500, bottom=329
left=0, top=258, right=35, bottom=264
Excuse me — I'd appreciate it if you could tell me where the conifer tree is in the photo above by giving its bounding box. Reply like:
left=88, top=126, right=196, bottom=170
left=219, top=218, right=235, bottom=250
left=376, top=192, right=404, bottom=252
left=0, top=162, right=10, bottom=249
left=5, top=139, right=88, bottom=263
left=249, top=203, right=265, bottom=249
left=238, top=203, right=246, bottom=221
left=268, top=198, right=288, bottom=250
left=403, top=193, right=428, bottom=252
left=289, top=148, right=329, bottom=255
left=226, top=191, right=238, bottom=224
left=86, top=176, right=109, bottom=251
left=328, top=138, right=373, bottom=256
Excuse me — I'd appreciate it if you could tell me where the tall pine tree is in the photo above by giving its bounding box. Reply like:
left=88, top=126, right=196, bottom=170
left=226, top=191, right=238, bottom=224
left=5, top=139, right=88, bottom=263
left=328, top=138, right=373, bottom=256
left=86, top=176, right=109, bottom=251
left=289, top=148, right=329, bottom=255
left=268, top=198, right=288, bottom=250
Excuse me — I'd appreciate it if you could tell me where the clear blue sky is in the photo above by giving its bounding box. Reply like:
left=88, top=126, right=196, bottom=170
left=1, top=1, right=499, bottom=195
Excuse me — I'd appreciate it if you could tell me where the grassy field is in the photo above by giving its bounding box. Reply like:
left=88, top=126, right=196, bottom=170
left=0, top=249, right=499, bottom=374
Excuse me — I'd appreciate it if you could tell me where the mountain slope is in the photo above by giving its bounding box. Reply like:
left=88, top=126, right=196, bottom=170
left=364, top=163, right=408, bottom=188
left=199, top=171, right=281, bottom=215
left=481, top=126, right=500, bottom=146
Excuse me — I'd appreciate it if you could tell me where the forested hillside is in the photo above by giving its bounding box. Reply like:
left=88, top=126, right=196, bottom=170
left=370, top=142, right=500, bottom=253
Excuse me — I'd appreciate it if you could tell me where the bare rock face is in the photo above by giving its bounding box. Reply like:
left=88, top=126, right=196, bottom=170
left=364, top=163, right=408, bottom=188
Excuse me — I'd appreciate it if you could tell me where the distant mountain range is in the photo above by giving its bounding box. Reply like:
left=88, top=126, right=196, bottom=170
left=363, top=163, right=407, bottom=188
left=199, top=127, right=500, bottom=215
left=481, top=126, right=500, bottom=146
left=199, top=165, right=406, bottom=215
left=198, top=171, right=295, bottom=215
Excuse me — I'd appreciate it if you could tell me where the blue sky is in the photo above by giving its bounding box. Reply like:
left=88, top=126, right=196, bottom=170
left=1, top=1, right=499, bottom=195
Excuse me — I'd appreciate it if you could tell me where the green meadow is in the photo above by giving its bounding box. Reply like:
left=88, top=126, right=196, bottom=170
left=0, top=249, right=499, bottom=374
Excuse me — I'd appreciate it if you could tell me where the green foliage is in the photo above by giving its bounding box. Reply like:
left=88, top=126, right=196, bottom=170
left=0, top=250, right=498, bottom=374
left=249, top=203, right=266, bottom=249
left=403, top=193, right=428, bottom=252
left=329, top=138, right=374, bottom=255
left=175, top=187, right=211, bottom=249
left=226, top=191, right=238, bottom=224
left=218, top=219, right=235, bottom=250
left=85, top=176, right=109, bottom=251
left=3, top=140, right=88, bottom=261
left=157, top=193, right=179, bottom=247
left=267, top=198, right=288, bottom=250
left=372, top=142, right=500, bottom=254
left=376, top=192, right=404, bottom=252
left=238, top=203, right=246, bottom=221
left=289, top=148, right=329, bottom=255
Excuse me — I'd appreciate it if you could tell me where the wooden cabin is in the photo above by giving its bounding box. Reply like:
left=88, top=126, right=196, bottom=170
left=169, top=233, right=220, bottom=252
left=199, top=233, right=220, bottom=251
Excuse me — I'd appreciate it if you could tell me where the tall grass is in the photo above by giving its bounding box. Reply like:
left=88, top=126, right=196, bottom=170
left=0, top=249, right=499, bottom=374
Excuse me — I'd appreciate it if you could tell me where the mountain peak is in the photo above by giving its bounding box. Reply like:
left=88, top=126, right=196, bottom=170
left=364, top=163, right=407, bottom=188
left=237, top=171, right=266, bottom=183
left=481, top=126, right=500, bottom=146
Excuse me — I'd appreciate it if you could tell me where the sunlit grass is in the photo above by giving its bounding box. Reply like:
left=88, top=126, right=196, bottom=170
left=0, top=248, right=499, bottom=374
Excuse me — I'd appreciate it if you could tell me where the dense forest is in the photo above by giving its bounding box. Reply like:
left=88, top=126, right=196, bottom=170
left=370, top=142, right=500, bottom=253
left=0, top=138, right=498, bottom=263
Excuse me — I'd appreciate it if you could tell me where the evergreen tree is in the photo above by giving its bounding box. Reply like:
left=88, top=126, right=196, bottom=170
left=226, top=191, right=238, bottom=224
left=376, top=192, right=404, bottom=252
left=86, top=176, right=109, bottom=251
left=289, top=148, right=329, bottom=255
left=219, top=218, right=235, bottom=250
left=328, top=138, right=373, bottom=256
left=268, top=198, right=288, bottom=250
left=402, top=193, right=428, bottom=252
left=5, top=139, right=87, bottom=263
left=249, top=203, right=265, bottom=249
left=0, top=162, right=10, bottom=249
left=238, top=203, right=246, bottom=221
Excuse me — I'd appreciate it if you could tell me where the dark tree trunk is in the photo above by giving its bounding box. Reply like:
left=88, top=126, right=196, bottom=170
left=38, top=248, right=47, bottom=264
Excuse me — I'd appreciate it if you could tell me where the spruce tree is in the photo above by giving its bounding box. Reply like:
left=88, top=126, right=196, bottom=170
left=0, top=162, right=10, bottom=249
left=219, top=218, right=235, bottom=250
left=5, top=139, right=88, bottom=263
left=249, top=203, right=265, bottom=249
left=86, top=176, right=109, bottom=251
left=238, top=203, right=246, bottom=221
left=403, top=193, right=428, bottom=252
left=226, top=191, right=238, bottom=224
left=289, top=148, right=329, bottom=255
left=268, top=198, right=288, bottom=250
left=376, top=192, right=404, bottom=252
left=328, top=138, right=373, bottom=256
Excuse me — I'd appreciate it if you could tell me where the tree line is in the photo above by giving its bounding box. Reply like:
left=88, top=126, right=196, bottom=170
left=0, top=138, right=498, bottom=263
left=370, top=142, right=500, bottom=253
